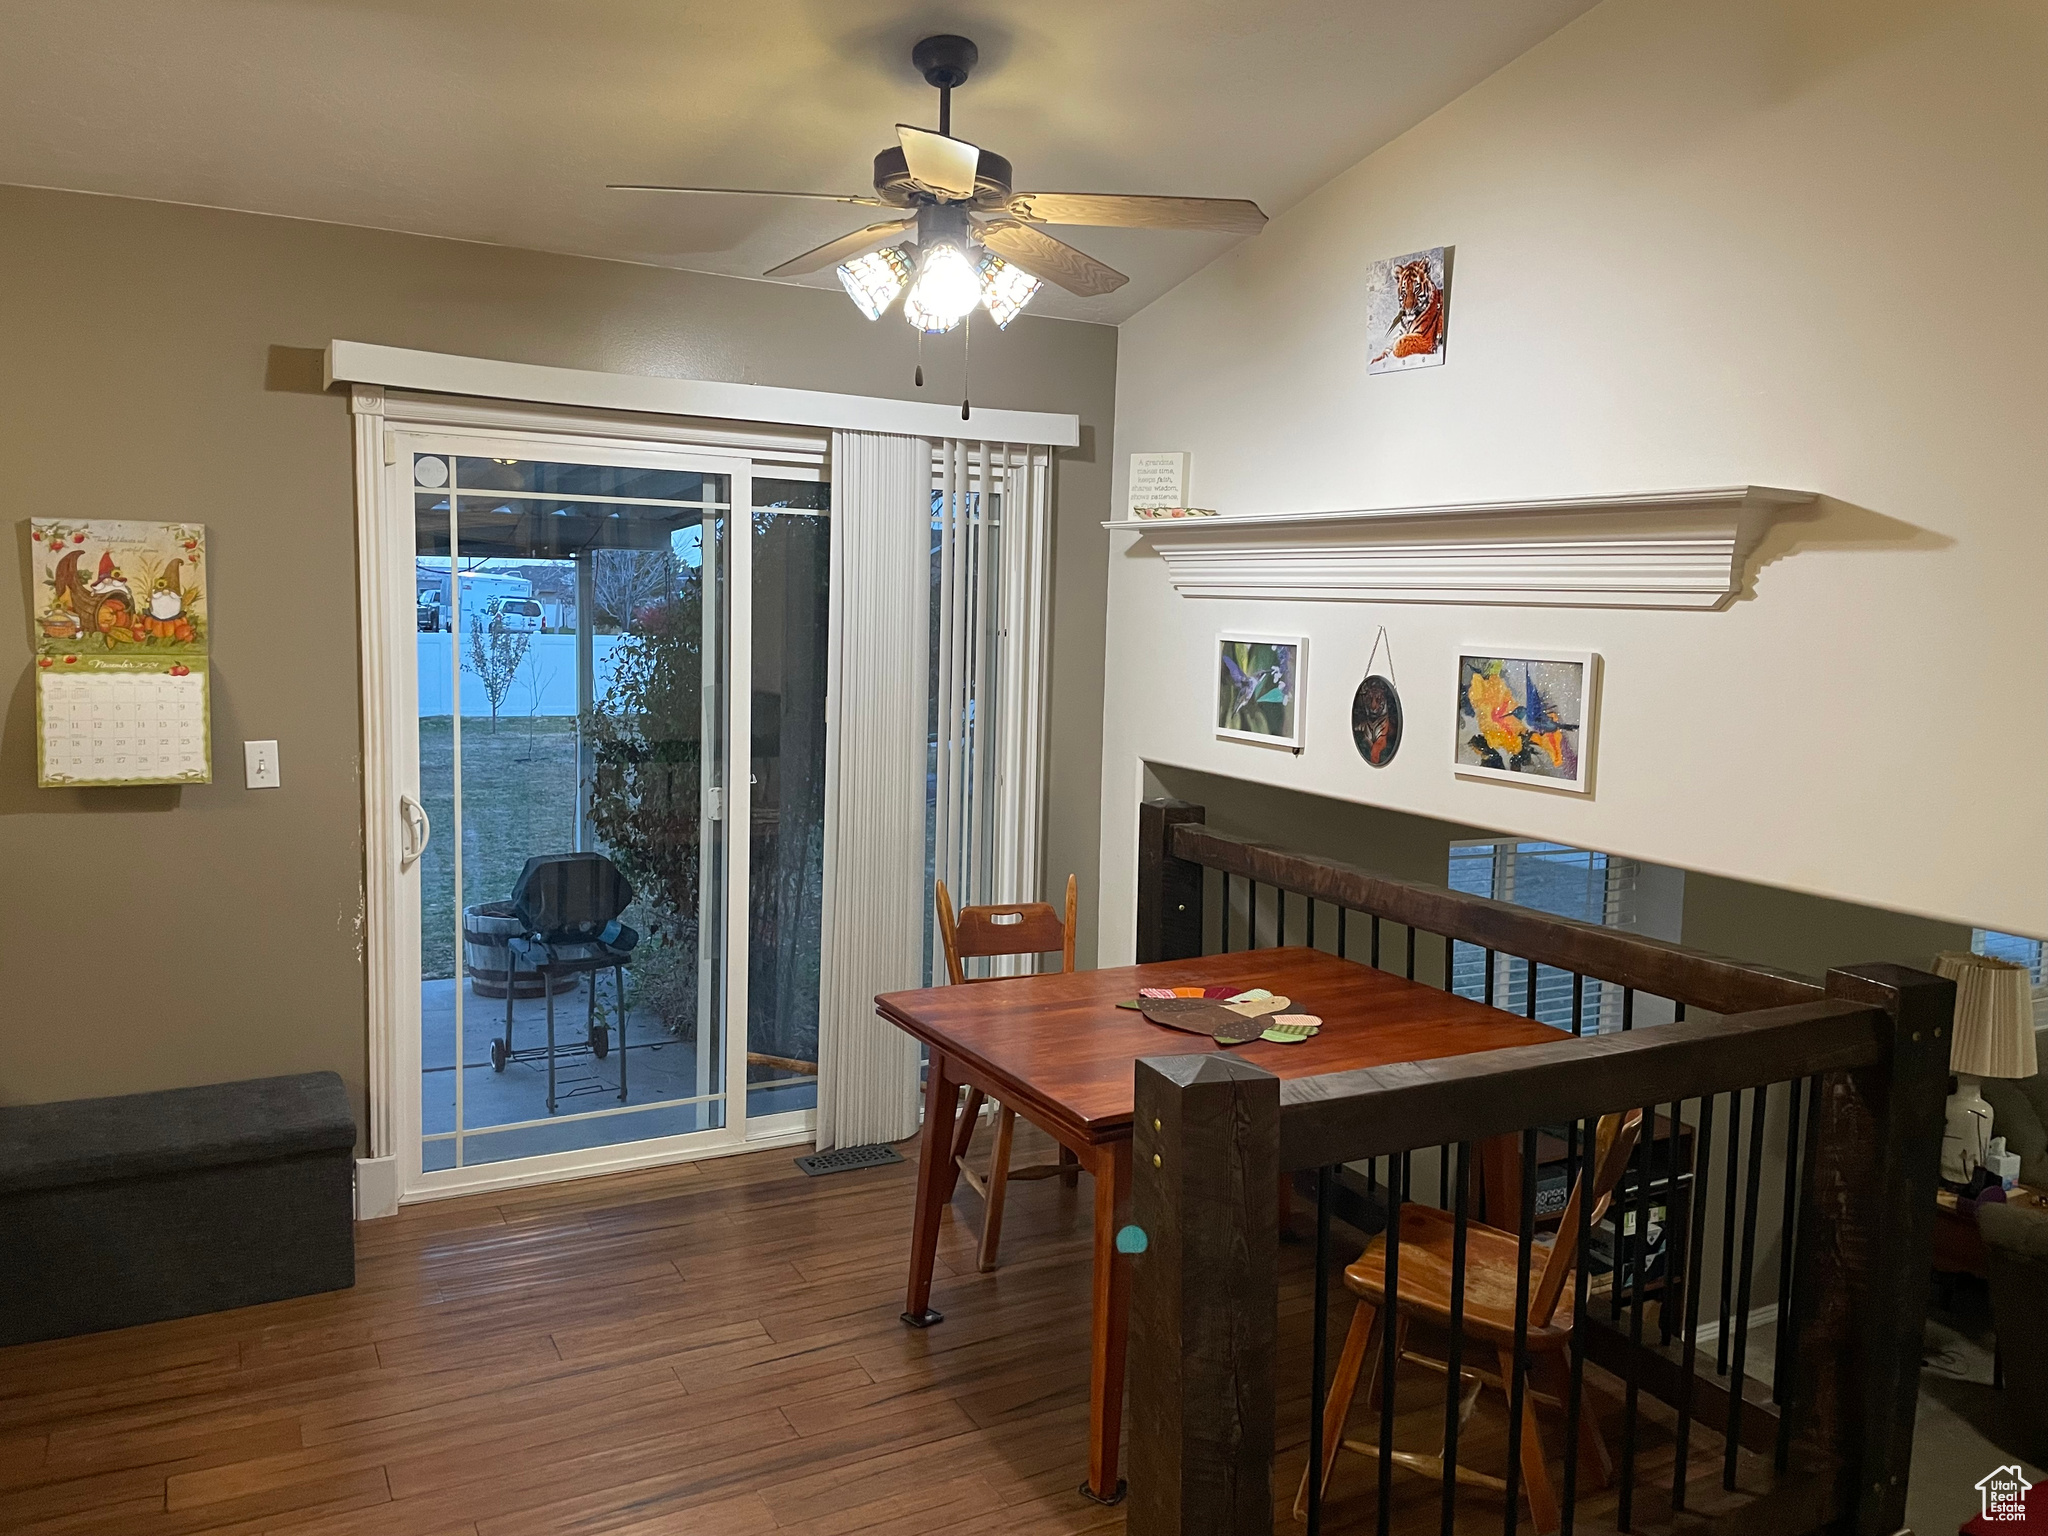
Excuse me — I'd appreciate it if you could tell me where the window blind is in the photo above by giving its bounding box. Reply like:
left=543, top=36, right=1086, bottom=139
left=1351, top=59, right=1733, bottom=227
left=1448, top=841, right=1640, bottom=1031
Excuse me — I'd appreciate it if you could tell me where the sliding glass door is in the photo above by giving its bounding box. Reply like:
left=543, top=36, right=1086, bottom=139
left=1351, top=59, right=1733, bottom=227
left=383, top=424, right=828, bottom=1195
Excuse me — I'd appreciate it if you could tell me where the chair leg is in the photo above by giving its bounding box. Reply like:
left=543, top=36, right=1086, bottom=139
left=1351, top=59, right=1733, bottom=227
left=615, top=964, right=628, bottom=1103
left=1535, top=1351, right=1610, bottom=1491
left=1369, top=1317, right=1408, bottom=1410
left=1498, top=1347, right=1561, bottom=1535
left=545, top=970, right=557, bottom=1115
left=977, top=1106, right=1017, bottom=1273
left=950, top=1088, right=986, bottom=1172
left=1292, top=1301, right=1377, bottom=1521
left=504, top=968, right=515, bottom=1051
left=1058, top=1145, right=1080, bottom=1188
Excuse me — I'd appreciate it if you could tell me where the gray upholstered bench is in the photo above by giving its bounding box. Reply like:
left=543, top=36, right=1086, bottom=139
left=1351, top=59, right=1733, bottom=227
left=0, top=1072, right=357, bottom=1345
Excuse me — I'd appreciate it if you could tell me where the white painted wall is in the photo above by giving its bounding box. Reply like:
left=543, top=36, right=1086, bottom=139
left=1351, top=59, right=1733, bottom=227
left=1098, top=0, right=2047, bottom=962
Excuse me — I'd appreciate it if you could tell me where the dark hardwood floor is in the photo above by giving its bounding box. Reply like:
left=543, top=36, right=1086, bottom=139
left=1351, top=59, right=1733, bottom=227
left=0, top=1121, right=1727, bottom=1536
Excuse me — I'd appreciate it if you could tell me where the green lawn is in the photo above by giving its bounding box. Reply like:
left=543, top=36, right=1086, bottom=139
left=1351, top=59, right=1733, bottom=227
left=418, top=715, right=580, bottom=979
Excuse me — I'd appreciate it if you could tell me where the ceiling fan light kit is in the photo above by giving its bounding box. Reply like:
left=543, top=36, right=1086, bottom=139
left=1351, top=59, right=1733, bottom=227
left=611, top=34, right=1268, bottom=341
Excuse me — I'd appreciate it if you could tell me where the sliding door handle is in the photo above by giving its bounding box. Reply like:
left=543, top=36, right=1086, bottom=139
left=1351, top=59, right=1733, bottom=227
left=400, top=793, right=431, bottom=869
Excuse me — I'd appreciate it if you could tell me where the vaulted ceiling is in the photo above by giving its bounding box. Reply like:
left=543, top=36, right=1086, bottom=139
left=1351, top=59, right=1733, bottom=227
left=0, top=1, right=1597, bottom=322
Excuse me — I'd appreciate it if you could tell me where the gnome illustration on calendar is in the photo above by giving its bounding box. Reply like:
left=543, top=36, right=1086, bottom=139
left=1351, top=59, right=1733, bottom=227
left=34, top=520, right=205, bottom=653
left=29, top=520, right=211, bottom=787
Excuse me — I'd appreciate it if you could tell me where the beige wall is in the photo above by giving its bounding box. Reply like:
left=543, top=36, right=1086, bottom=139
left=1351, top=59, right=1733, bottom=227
left=1099, top=0, right=2048, bottom=964
left=0, top=185, right=1116, bottom=1138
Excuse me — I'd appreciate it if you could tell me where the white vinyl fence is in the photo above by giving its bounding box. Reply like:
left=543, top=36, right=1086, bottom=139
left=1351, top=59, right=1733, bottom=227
left=416, top=633, right=626, bottom=718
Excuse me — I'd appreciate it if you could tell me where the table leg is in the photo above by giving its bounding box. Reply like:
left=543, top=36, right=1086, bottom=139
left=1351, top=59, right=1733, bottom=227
left=1080, top=1137, right=1132, bottom=1505
left=903, top=1051, right=961, bottom=1329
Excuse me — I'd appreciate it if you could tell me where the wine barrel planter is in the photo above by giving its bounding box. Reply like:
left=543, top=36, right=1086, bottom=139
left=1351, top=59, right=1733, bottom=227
left=463, top=902, right=576, bottom=1000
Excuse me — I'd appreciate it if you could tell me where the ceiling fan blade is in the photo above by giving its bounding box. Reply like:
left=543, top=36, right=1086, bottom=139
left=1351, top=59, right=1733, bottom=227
left=609, top=185, right=884, bottom=206
left=896, top=125, right=982, bottom=200
left=763, top=218, right=916, bottom=278
left=975, top=220, right=1128, bottom=298
left=1006, top=192, right=1267, bottom=235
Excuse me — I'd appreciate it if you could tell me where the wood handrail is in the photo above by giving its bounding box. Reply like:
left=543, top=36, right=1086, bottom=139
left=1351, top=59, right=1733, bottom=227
left=1272, top=999, right=1887, bottom=1170
left=1168, top=820, right=1824, bottom=1017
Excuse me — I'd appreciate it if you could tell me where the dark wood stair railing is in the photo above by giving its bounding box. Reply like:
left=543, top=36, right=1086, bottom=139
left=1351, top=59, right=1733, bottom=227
left=1125, top=797, right=1951, bottom=1536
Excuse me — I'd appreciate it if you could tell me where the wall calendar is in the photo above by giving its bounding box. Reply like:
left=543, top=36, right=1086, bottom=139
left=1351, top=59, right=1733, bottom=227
left=29, top=519, right=211, bottom=786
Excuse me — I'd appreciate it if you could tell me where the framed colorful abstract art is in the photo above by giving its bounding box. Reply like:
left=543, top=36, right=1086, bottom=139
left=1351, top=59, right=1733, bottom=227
left=1454, top=650, right=1598, bottom=793
left=1216, top=633, right=1305, bottom=750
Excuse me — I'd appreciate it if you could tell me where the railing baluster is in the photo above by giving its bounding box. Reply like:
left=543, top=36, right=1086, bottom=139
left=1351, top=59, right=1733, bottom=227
left=1524, top=958, right=1538, bottom=1019
left=1220, top=871, right=1230, bottom=954
left=1662, top=1097, right=1682, bottom=1345
left=1249, top=881, right=1260, bottom=948
left=1775, top=1076, right=1822, bottom=1474
left=1771, top=1076, right=1805, bottom=1403
left=1405, top=926, right=1416, bottom=982
left=1438, top=1144, right=1449, bottom=1210
left=1571, top=972, right=1585, bottom=1037
left=1717, top=1088, right=1745, bottom=1374
left=1308, top=896, right=1317, bottom=951
left=1672, top=1092, right=1717, bottom=1511
left=1504, top=1127, right=1538, bottom=1535
left=1278, top=888, right=1287, bottom=947
left=1561, top=1113, right=1593, bottom=1536
left=1725, top=1083, right=1769, bottom=1489
left=1442, top=1141, right=1471, bottom=1536
left=1370, top=914, right=1381, bottom=969
left=1619, top=1104, right=1651, bottom=1529
left=1338, top=906, right=1348, bottom=960
left=1622, top=985, right=1635, bottom=1031
left=1484, top=946, right=1496, bottom=1007
left=1309, top=1163, right=1332, bottom=1536
left=1378, top=1151, right=1407, bottom=1536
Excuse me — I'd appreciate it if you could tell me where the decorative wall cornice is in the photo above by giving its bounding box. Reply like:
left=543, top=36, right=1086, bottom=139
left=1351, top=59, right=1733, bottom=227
left=1106, top=486, right=1814, bottom=610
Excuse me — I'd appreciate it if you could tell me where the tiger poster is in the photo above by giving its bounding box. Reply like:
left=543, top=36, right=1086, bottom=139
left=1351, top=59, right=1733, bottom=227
left=29, top=519, right=207, bottom=658
left=1366, top=246, right=1450, bottom=374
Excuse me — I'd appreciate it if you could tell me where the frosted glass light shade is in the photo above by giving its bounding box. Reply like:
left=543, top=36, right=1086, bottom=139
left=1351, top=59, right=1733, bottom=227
left=1933, top=950, right=2039, bottom=1079
left=978, top=252, right=1042, bottom=329
left=904, top=241, right=980, bottom=333
left=836, top=246, right=911, bottom=321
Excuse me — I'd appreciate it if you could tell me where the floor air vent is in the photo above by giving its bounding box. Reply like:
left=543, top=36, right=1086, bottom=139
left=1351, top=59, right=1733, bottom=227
left=794, top=1144, right=905, bottom=1177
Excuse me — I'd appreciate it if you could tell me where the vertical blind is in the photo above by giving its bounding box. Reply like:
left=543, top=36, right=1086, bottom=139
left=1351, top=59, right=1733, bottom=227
left=814, top=430, right=929, bottom=1149
left=814, top=433, right=1056, bottom=1147
left=928, top=440, right=1054, bottom=979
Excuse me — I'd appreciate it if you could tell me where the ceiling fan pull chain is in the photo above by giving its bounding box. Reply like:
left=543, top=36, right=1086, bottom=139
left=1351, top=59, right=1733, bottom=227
left=961, top=310, right=972, bottom=421
left=915, top=329, right=924, bottom=389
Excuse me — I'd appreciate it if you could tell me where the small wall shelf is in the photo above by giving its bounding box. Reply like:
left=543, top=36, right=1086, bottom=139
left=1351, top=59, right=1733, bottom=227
left=1106, top=485, right=1814, bottom=610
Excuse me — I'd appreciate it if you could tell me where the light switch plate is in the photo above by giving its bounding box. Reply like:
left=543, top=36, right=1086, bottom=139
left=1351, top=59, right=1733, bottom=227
left=244, top=740, right=280, bottom=789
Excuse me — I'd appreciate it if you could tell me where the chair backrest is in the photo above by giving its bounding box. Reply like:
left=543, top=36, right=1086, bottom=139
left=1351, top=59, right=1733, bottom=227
left=511, top=852, right=634, bottom=940
left=935, top=874, right=1078, bottom=986
left=1530, top=1106, right=1645, bottom=1328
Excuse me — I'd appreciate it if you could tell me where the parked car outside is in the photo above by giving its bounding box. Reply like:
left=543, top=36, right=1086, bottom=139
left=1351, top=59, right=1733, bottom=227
left=482, top=596, right=544, bottom=633
left=417, top=598, right=442, bottom=631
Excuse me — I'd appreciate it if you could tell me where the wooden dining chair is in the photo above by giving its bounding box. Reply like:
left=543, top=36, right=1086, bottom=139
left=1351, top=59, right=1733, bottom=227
left=934, top=874, right=1082, bottom=1274
left=1294, top=1108, right=1645, bottom=1534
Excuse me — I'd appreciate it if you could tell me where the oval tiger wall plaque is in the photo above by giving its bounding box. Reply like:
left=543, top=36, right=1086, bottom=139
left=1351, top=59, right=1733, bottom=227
left=1352, top=673, right=1402, bottom=767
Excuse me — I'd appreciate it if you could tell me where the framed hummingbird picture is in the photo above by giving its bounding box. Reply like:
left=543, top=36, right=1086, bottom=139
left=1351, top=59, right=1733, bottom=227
left=1216, top=632, right=1306, bottom=750
left=1454, top=649, right=1598, bottom=793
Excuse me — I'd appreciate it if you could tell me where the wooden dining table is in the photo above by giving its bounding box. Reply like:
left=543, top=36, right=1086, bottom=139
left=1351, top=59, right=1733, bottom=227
left=876, top=944, right=1565, bottom=1504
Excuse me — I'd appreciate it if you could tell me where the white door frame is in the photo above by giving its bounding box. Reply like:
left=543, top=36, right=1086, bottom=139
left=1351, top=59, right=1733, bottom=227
left=351, top=385, right=819, bottom=1202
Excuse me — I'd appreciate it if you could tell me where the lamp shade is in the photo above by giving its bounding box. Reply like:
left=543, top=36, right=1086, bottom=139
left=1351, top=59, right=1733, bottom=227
left=1932, top=951, right=2038, bottom=1079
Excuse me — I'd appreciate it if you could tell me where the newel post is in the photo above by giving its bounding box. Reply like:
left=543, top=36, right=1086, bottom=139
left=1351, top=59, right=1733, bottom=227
left=1128, top=1052, right=1281, bottom=1536
left=1137, top=798, right=1206, bottom=963
left=1786, top=964, right=1952, bottom=1536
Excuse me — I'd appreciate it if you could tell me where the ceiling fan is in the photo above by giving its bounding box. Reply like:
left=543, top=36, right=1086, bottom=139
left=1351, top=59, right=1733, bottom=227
left=611, top=34, right=1267, bottom=335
